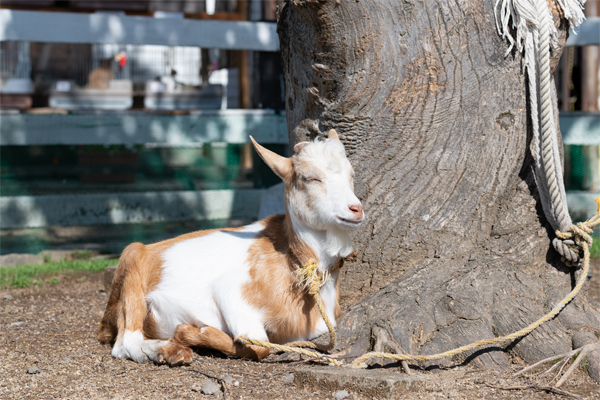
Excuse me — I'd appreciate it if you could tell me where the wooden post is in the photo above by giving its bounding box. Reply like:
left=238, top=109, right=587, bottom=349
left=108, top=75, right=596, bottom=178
left=560, top=50, right=571, bottom=111
left=581, top=2, right=599, bottom=112
left=237, top=0, right=250, bottom=109
left=200, top=48, right=210, bottom=85
left=581, top=2, right=599, bottom=191
left=265, top=0, right=277, bottom=21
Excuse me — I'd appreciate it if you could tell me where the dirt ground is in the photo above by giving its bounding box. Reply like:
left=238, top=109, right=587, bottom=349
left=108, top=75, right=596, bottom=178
left=1, top=271, right=599, bottom=400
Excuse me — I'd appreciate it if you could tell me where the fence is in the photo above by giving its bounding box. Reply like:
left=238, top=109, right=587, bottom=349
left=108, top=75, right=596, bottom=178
left=0, top=10, right=598, bottom=254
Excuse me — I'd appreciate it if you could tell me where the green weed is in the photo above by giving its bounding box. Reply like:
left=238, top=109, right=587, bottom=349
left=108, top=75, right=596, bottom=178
left=72, top=249, right=94, bottom=260
left=0, top=258, right=116, bottom=289
left=551, top=356, right=565, bottom=366
left=591, top=238, right=600, bottom=259
left=580, top=356, right=589, bottom=373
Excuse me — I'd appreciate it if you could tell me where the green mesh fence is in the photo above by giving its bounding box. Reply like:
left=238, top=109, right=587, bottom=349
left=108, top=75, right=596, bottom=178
left=0, top=143, right=286, bottom=196
left=564, top=145, right=600, bottom=192
left=0, top=143, right=287, bottom=254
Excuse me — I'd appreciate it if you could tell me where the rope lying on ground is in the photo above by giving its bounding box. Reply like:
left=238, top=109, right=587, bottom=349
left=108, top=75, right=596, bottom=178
left=238, top=199, right=599, bottom=368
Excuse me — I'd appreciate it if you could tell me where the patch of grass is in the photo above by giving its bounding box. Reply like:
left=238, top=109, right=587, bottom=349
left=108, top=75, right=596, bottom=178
left=551, top=356, right=565, bottom=366
left=48, top=277, right=61, bottom=285
left=591, top=238, right=600, bottom=259
left=580, top=355, right=589, bottom=373
left=72, top=249, right=94, bottom=260
left=0, top=258, right=116, bottom=289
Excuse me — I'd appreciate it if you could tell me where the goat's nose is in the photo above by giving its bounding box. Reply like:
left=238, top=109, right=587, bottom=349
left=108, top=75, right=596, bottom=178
left=349, top=204, right=363, bottom=219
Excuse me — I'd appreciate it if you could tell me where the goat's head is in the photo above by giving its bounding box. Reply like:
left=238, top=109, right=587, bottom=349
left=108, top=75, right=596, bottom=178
left=251, top=130, right=364, bottom=231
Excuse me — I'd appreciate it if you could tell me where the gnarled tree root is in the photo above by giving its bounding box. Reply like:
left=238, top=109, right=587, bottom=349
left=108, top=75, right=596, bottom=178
left=513, top=342, right=600, bottom=388
left=485, top=383, right=583, bottom=399
left=371, top=326, right=412, bottom=375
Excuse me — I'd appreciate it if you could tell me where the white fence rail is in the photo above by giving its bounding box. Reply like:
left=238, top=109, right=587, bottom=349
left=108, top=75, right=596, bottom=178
left=0, top=10, right=279, bottom=51
left=2, top=110, right=593, bottom=146
left=0, top=10, right=594, bottom=49
left=0, top=190, right=264, bottom=229
left=566, top=17, right=600, bottom=46
left=560, top=112, right=600, bottom=146
left=0, top=110, right=289, bottom=146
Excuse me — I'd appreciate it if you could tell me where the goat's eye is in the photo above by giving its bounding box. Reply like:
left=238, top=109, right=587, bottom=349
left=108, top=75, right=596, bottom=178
left=304, top=177, right=321, bottom=183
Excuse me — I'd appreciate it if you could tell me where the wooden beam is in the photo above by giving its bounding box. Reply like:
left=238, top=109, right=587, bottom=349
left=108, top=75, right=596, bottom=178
left=581, top=6, right=599, bottom=111
left=185, top=12, right=244, bottom=21
left=0, top=4, right=247, bottom=20
left=237, top=0, right=251, bottom=109
left=238, top=50, right=251, bottom=108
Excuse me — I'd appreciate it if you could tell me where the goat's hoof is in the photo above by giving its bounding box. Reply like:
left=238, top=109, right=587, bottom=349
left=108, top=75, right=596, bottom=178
left=97, top=326, right=114, bottom=344
left=158, top=342, right=193, bottom=367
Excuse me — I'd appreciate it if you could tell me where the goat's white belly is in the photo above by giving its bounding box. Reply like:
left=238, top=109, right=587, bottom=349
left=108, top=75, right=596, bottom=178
left=145, top=222, right=266, bottom=339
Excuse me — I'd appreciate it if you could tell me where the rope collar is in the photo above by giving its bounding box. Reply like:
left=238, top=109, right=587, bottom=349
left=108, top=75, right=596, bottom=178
left=295, top=257, right=345, bottom=296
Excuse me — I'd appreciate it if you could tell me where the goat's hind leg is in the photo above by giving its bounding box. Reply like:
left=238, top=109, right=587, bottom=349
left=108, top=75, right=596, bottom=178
left=108, top=243, right=186, bottom=365
left=173, top=324, right=270, bottom=360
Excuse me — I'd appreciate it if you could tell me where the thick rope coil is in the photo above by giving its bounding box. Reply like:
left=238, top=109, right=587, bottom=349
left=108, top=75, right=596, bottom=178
left=495, top=0, right=586, bottom=265
left=552, top=237, right=580, bottom=265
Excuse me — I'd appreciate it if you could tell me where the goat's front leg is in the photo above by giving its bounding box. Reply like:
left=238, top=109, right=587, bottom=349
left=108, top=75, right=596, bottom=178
left=173, top=324, right=270, bottom=360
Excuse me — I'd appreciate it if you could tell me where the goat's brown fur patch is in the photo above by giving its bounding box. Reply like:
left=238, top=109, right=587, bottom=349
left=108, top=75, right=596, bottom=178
left=242, top=214, right=339, bottom=344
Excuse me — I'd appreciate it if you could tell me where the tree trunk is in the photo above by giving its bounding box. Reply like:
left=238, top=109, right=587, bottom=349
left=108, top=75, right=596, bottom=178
left=277, top=0, right=600, bottom=368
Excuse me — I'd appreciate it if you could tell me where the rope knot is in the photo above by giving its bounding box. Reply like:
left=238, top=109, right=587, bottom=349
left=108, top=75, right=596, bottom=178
left=295, top=259, right=328, bottom=295
left=553, top=197, right=600, bottom=266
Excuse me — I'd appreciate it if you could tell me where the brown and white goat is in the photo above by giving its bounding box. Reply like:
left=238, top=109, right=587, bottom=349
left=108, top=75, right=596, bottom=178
left=98, top=130, right=364, bottom=365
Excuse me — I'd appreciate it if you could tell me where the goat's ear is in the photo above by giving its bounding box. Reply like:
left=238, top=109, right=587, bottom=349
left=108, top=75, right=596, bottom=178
left=293, top=141, right=309, bottom=154
left=328, top=129, right=340, bottom=141
left=250, top=136, right=292, bottom=181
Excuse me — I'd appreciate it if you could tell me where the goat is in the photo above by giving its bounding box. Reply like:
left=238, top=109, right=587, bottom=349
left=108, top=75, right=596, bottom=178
left=98, top=129, right=364, bottom=366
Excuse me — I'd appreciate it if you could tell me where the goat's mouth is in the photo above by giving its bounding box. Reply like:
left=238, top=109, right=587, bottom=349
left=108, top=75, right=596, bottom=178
left=337, top=216, right=363, bottom=226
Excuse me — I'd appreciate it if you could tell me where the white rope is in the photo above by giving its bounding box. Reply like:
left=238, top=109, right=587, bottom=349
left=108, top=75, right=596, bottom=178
left=494, top=0, right=586, bottom=265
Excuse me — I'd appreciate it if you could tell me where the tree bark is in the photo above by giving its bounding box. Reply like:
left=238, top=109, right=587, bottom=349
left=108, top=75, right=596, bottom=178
left=277, top=0, right=600, bottom=368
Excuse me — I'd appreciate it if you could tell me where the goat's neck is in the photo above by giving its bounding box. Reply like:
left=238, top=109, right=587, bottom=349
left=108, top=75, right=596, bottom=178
left=286, top=211, right=353, bottom=271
